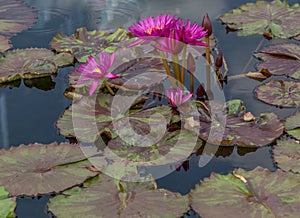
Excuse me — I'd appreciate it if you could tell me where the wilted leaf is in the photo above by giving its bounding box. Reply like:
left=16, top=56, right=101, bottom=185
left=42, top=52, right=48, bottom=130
left=255, top=80, right=300, bottom=107
left=0, top=36, right=11, bottom=53
left=0, top=48, right=74, bottom=83
left=191, top=167, right=300, bottom=217
left=246, top=68, right=271, bottom=81
left=254, top=43, right=300, bottom=79
left=188, top=100, right=284, bottom=146
left=0, top=186, right=15, bottom=218
left=284, top=111, right=300, bottom=140
left=50, top=27, right=129, bottom=62
left=48, top=175, right=188, bottom=218
left=0, top=142, right=97, bottom=196
left=274, top=139, right=300, bottom=174
left=0, top=0, right=36, bottom=37
left=220, top=0, right=300, bottom=38
left=56, top=93, right=172, bottom=143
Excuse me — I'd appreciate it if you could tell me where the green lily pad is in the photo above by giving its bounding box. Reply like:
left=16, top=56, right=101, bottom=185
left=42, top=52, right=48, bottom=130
left=0, top=36, right=11, bottom=53
left=254, top=43, right=300, bottom=79
left=220, top=0, right=300, bottom=38
left=0, top=186, right=15, bottom=218
left=284, top=111, right=300, bottom=140
left=0, top=0, right=36, bottom=37
left=48, top=175, right=188, bottom=218
left=189, top=100, right=284, bottom=147
left=50, top=27, right=129, bottom=62
left=274, top=139, right=300, bottom=174
left=255, top=80, right=300, bottom=107
left=56, top=93, right=172, bottom=143
left=0, top=48, right=74, bottom=83
left=0, top=142, right=97, bottom=196
left=191, top=167, right=300, bottom=217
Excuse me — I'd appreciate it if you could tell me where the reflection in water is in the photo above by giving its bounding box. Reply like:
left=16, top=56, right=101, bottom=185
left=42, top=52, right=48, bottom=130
left=95, top=0, right=140, bottom=30
left=0, top=94, right=9, bottom=148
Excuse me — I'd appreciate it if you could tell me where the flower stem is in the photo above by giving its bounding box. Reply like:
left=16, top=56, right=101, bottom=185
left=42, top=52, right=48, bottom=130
left=158, top=51, right=177, bottom=88
left=205, top=36, right=210, bottom=65
left=181, top=44, right=187, bottom=86
left=190, top=73, right=194, bottom=94
left=172, top=54, right=181, bottom=87
left=104, top=80, right=115, bottom=95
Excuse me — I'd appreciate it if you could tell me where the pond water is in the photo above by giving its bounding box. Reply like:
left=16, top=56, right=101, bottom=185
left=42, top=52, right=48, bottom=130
left=1, top=0, right=299, bottom=217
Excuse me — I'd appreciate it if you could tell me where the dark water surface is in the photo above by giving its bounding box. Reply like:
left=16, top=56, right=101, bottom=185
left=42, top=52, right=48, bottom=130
left=1, top=0, right=299, bottom=217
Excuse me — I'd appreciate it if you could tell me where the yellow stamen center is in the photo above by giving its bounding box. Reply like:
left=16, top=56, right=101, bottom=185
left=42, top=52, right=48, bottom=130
left=94, top=67, right=102, bottom=74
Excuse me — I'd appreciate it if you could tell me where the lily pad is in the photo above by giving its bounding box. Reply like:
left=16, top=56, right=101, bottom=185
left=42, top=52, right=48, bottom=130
left=50, top=27, right=129, bottom=62
left=274, top=139, right=300, bottom=174
left=0, top=48, right=74, bottom=83
left=48, top=175, right=188, bottom=218
left=0, top=0, right=36, bottom=37
left=254, top=43, right=300, bottom=79
left=255, top=80, right=300, bottom=107
left=191, top=167, right=300, bottom=217
left=0, top=142, right=97, bottom=196
left=189, top=100, right=284, bottom=147
left=56, top=93, right=172, bottom=143
left=0, top=36, right=11, bottom=53
left=220, top=0, right=300, bottom=38
left=68, top=49, right=167, bottom=93
left=106, top=130, right=201, bottom=165
left=285, top=111, right=300, bottom=140
left=0, top=186, right=15, bottom=218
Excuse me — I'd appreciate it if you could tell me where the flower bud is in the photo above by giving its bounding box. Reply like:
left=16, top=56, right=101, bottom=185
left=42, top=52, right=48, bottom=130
left=187, top=52, right=195, bottom=74
left=201, top=13, right=212, bottom=37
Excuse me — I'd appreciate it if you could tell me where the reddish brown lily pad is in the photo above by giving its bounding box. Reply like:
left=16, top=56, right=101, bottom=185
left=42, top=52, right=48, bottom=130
left=0, top=0, right=36, bottom=37
left=220, top=0, right=300, bottom=38
left=0, top=142, right=97, bottom=196
left=254, top=43, right=300, bottom=79
left=0, top=48, right=74, bottom=83
left=56, top=93, right=172, bottom=143
left=50, top=27, right=129, bottom=62
left=191, top=167, right=300, bottom=217
left=274, top=139, right=300, bottom=174
left=255, top=80, right=300, bottom=107
left=48, top=175, right=188, bottom=217
left=0, top=36, right=11, bottom=53
left=189, top=100, right=284, bottom=147
left=284, top=111, right=300, bottom=140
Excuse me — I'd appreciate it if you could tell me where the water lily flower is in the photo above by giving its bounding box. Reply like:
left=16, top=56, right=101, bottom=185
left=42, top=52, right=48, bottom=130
left=179, top=19, right=207, bottom=46
left=128, top=14, right=176, bottom=46
left=76, top=52, right=117, bottom=96
left=167, top=87, right=192, bottom=107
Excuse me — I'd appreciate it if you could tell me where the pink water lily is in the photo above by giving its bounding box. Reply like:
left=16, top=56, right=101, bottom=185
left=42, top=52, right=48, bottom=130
left=128, top=14, right=176, bottom=46
left=129, top=14, right=208, bottom=48
left=167, top=87, right=192, bottom=107
left=76, top=52, right=117, bottom=96
left=179, top=19, right=207, bottom=46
